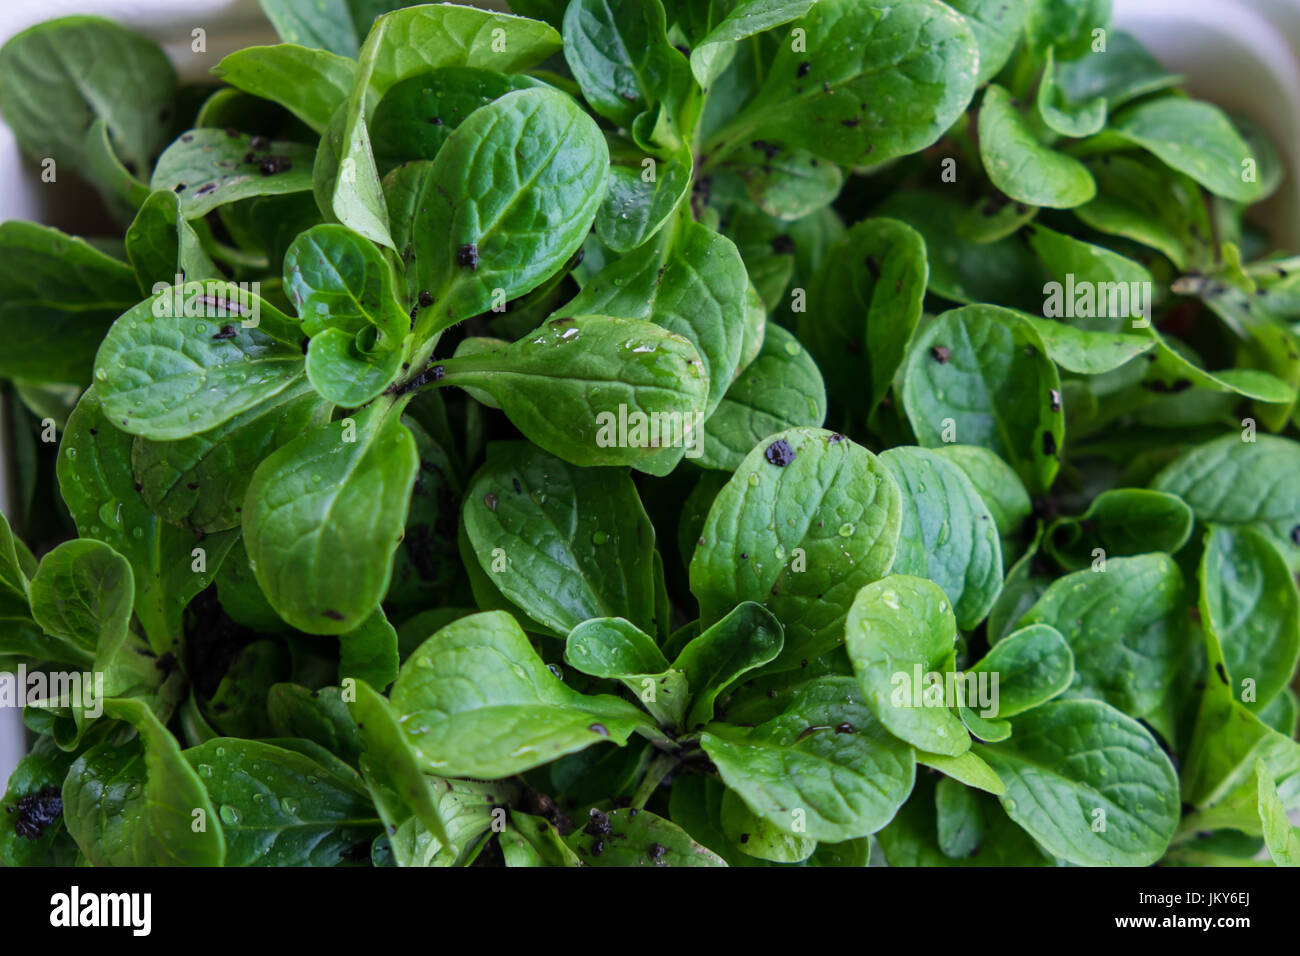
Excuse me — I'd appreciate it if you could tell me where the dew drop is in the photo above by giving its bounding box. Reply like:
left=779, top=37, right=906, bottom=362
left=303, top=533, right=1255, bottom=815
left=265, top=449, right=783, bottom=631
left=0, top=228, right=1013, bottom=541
left=838, top=523, right=855, bottom=537
left=218, top=805, right=240, bottom=825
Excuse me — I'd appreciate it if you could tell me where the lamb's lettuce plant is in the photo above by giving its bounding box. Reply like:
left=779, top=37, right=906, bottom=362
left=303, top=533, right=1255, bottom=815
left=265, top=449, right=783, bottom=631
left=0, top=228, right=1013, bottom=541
left=1, top=0, right=1298, bottom=868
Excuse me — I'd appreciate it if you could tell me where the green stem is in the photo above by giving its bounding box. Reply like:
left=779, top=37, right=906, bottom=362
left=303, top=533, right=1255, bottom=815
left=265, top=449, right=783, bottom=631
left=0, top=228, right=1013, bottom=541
left=631, top=752, right=678, bottom=810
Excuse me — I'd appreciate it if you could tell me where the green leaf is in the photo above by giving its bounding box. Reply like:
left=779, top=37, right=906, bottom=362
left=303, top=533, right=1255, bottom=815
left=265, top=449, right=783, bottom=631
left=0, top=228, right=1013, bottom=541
left=936, top=774, right=983, bottom=859
left=267, top=684, right=363, bottom=767
left=502, top=810, right=583, bottom=866
left=306, top=327, right=404, bottom=406
left=880, top=447, right=1003, bottom=631
left=183, top=738, right=379, bottom=866
left=1200, top=526, right=1300, bottom=715
left=564, top=616, right=687, bottom=727
left=674, top=601, right=784, bottom=729
left=0, top=737, right=79, bottom=866
left=562, top=0, right=693, bottom=139
left=1044, top=489, right=1194, bottom=571
left=845, top=574, right=970, bottom=755
left=213, top=44, right=356, bottom=133
left=948, top=0, right=1031, bottom=85
left=978, top=84, right=1095, bottom=208
left=1018, top=554, right=1186, bottom=719
left=438, top=315, right=708, bottom=467
left=411, top=88, right=608, bottom=333
left=243, top=400, right=419, bottom=634
left=130, top=380, right=331, bottom=534
left=721, top=787, right=816, bottom=862
left=567, top=807, right=727, bottom=866
left=970, top=623, right=1074, bottom=718
left=151, top=128, right=315, bottom=219
left=1056, top=31, right=1181, bottom=108
left=1025, top=0, right=1111, bottom=60
left=801, top=217, right=927, bottom=422
left=687, top=1, right=815, bottom=88
left=339, top=608, right=400, bottom=692
left=364, top=4, right=562, bottom=96
left=63, top=698, right=226, bottom=866
left=720, top=141, right=843, bottom=221
left=1257, top=760, right=1300, bottom=866
left=1100, top=98, right=1262, bottom=203
left=708, top=0, right=978, bottom=167
left=933, top=445, right=1032, bottom=541
left=690, top=427, right=902, bottom=669
left=28, top=539, right=131, bottom=668
left=596, top=144, right=693, bottom=252
left=701, top=676, right=916, bottom=842
left=1152, top=433, right=1300, bottom=567
left=92, top=283, right=306, bottom=442
left=371, top=67, right=541, bottom=166
left=284, top=223, right=409, bottom=345
left=258, top=0, right=360, bottom=57
left=1036, top=47, right=1106, bottom=138
left=980, top=699, right=1180, bottom=866
left=462, top=441, right=659, bottom=636
left=901, top=304, right=1063, bottom=494
left=57, top=389, right=237, bottom=652
left=388, top=610, right=651, bottom=777
left=0, top=16, right=175, bottom=179
left=698, top=323, right=826, bottom=472
left=564, top=217, right=749, bottom=422
left=916, top=748, right=1005, bottom=796
left=0, top=221, right=142, bottom=386
left=125, top=190, right=220, bottom=294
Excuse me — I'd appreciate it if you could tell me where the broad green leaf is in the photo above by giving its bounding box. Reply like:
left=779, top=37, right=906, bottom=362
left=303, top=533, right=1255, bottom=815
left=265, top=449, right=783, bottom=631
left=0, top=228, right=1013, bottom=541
left=438, top=315, right=708, bottom=467
left=934, top=445, right=1032, bottom=541
left=502, top=810, right=583, bottom=867
left=213, top=44, right=356, bottom=133
left=339, top=608, right=400, bottom=692
left=690, top=427, right=902, bottom=669
left=1036, top=47, right=1105, bottom=138
left=1044, top=489, right=1194, bottom=571
left=936, top=774, right=983, bottom=859
left=151, top=129, right=315, bottom=219
left=364, top=4, right=562, bottom=96
left=370, top=67, right=540, bottom=166
left=699, top=324, right=825, bottom=472
left=708, top=0, right=978, bottom=167
left=1056, top=31, right=1181, bottom=108
left=949, top=0, right=1031, bottom=85
left=93, top=284, right=306, bottom=441
left=1100, top=98, right=1263, bottom=203
left=564, top=217, right=749, bottom=421
left=901, top=304, right=1063, bottom=493
left=243, top=400, right=419, bottom=634
left=388, top=611, right=651, bottom=777
left=969, top=623, right=1073, bottom=718
left=978, top=84, right=1095, bottom=208
left=1200, top=526, right=1300, bottom=715
left=124, top=189, right=220, bottom=294
left=674, top=601, right=784, bottom=729
left=411, top=88, right=608, bottom=333
left=0, top=737, right=79, bottom=866
left=267, top=684, right=363, bottom=767
left=564, top=617, right=687, bottom=727
left=567, top=807, right=727, bottom=866
left=1257, top=761, right=1300, bottom=866
left=284, top=223, right=409, bottom=344
left=562, top=0, right=693, bottom=140
left=1152, top=433, right=1300, bottom=567
left=981, top=699, right=1180, bottom=866
left=258, top=0, right=359, bottom=57
left=596, top=144, right=693, bottom=252
left=0, top=16, right=174, bottom=178
left=701, top=676, right=916, bottom=842
left=880, top=447, right=1003, bottom=631
left=63, top=698, right=225, bottom=866
left=28, top=539, right=131, bottom=668
left=0, top=221, right=142, bottom=386
left=130, top=380, right=330, bottom=534
left=916, top=749, right=1005, bottom=796
left=687, top=1, right=815, bottom=88
left=462, top=441, right=659, bottom=636
left=801, top=217, right=927, bottom=422
left=57, top=389, right=237, bottom=652
left=183, top=738, right=379, bottom=866
left=1018, top=554, right=1186, bottom=719
left=721, top=787, right=815, bottom=862
left=349, top=681, right=453, bottom=852
left=1025, top=0, right=1111, bottom=60
left=845, top=575, right=970, bottom=755
left=719, top=141, right=843, bottom=221
left=0, top=509, right=42, bottom=661
left=305, top=327, right=404, bottom=406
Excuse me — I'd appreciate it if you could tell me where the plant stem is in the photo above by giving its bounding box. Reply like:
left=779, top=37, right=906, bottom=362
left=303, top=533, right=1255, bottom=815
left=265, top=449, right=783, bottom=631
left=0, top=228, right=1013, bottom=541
left=631, top=752, right=678, bottom=810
